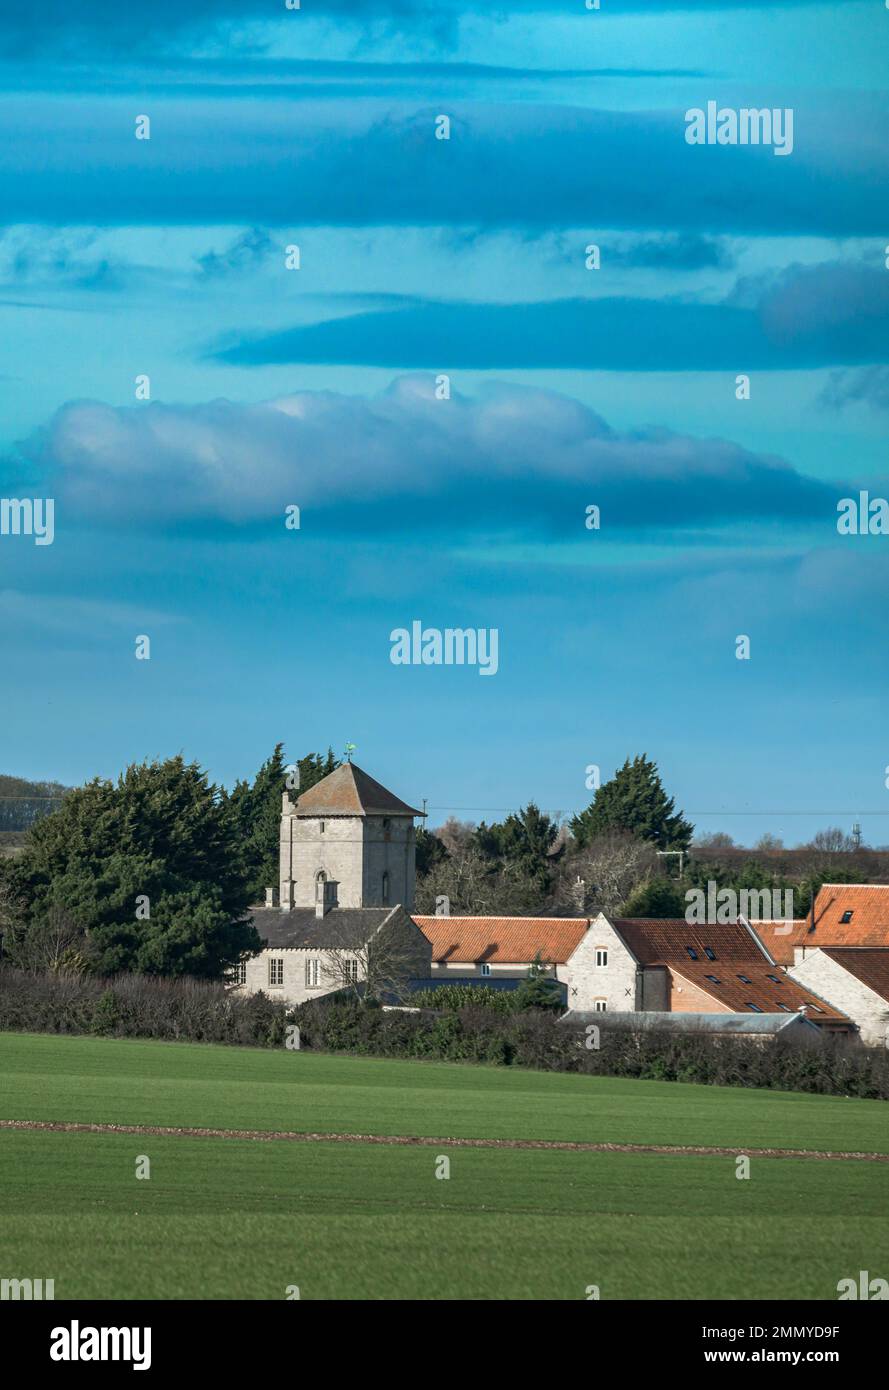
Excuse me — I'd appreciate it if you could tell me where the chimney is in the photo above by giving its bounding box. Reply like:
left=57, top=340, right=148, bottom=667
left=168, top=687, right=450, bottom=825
left=265, top=886, right=279, bottom=909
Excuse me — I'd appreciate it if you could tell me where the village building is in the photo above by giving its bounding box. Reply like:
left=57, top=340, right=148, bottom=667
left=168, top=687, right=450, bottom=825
left=412, top=916, right=593, bottom=1004
left=558, top=915, right=851, bottom=1030
left=234, top=761, right=431, bottom=1007
left=788, top=948, right=889, bottom=1047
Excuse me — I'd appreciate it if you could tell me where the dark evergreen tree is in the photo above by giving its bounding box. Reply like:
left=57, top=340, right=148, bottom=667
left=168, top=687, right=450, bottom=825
left=415, top=826, right=448, bottom=876
left=512, top=952, right=563, bottom=1011
left=571, top=755, right=693, bottom=851
left=620, top=876, right=687, bottom=918
left=4, top=757, right=259, bottom=978
left=474, top=803, right=560, bottom=885
left=226, top=745, right=338, bottom=902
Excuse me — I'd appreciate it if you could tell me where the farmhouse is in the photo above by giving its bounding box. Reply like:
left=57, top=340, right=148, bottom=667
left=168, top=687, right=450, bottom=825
left=558, top=915, right=850, bottom=1030
left=412, top=915, right=593, bottom=1004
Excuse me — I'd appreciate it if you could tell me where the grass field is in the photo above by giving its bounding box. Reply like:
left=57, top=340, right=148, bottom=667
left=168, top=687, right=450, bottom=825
left=1, top=1031, right=888, bottom=1299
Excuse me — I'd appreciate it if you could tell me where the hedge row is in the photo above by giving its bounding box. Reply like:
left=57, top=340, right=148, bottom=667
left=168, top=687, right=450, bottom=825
left=292, top=999, right=889, bottom=1100
left=0, top=966, right=287, bottom=1047
left=0, top=968, right=886, bottom=1099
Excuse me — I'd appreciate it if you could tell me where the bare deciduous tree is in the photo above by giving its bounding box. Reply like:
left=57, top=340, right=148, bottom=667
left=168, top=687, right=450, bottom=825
left=321, top=921, right=428, bottom=1003
left=4, top=905, right=87, bottom=974
left=554, top=831, right=658, bottom=916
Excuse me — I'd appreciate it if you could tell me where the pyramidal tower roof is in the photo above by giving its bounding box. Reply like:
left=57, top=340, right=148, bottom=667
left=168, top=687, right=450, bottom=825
left=293, top=762, right=423, bottom=818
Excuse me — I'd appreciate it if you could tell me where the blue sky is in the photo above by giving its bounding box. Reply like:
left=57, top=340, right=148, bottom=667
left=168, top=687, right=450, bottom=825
left=0, top=0, right=887, bottom=845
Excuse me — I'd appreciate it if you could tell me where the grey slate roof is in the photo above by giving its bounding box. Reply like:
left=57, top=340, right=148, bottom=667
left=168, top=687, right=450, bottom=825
left=558, top=1010, right=821, bottom=1034
left=249, top=906, right=393, bottom=949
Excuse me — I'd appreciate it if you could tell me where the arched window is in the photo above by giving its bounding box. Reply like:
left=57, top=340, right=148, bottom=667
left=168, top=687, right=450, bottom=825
left=382, top=872, right=390, bottom=906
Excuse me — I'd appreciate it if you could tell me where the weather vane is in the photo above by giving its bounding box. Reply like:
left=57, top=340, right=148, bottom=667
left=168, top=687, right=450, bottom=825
left=344, top=742, right=357, bottom=763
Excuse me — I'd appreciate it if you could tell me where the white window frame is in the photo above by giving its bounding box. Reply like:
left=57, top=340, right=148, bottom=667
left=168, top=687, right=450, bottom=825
left=595, top=948, right=608, bottom=968
left=594, top=998, right=607, bottom=1012
left=305, top=958, right=321, bottom=989
left=269, top=958, right=284, bottom=987
left=480, top=963, right=491, bottom=977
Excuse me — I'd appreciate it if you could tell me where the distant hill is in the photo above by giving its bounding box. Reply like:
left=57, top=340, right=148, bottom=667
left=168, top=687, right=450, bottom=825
left=0, top=775, right=69, bottom=832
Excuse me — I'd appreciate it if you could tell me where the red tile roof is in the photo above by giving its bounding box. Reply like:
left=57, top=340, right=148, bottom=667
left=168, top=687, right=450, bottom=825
left=751, top=886, right=889, bottom=965
left=612, top=918, right=770, bottom=965
left=609, top=918, right=848, bottom=1023
left=820, top=948, right=889, bottom=1003
left=413, top=916, right=590, bottom=964
left=811, top=885, right=889, bottom=935
left=669, top=964, right=848, bottom=1022
left=747, top=921, right=808, bottom=967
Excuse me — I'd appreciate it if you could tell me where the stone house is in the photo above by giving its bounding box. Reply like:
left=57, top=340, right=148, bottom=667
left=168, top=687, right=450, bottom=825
left=789, top=948, right=889, bottom=1047
left=232, top=762, right=431, bottom=1007
left=412, top=915, right=593, bottom=1003
left=560, top=914, right=851, bottom=1029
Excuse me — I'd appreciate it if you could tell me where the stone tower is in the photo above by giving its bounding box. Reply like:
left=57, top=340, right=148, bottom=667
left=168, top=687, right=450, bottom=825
left=278, top=762, right=422, bottom=912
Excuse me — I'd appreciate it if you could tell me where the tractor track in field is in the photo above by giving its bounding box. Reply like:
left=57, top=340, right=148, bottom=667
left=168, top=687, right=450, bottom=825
left=1, top=1118, right=888, bottom=1163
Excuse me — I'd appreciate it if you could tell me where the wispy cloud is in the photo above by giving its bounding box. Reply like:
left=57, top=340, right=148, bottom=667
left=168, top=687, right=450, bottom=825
left=214, top=258, right=889, bottom=372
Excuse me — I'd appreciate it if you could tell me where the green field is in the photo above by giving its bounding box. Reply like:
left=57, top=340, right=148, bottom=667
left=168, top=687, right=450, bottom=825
left=1, top=1032, right=887, bottom=1299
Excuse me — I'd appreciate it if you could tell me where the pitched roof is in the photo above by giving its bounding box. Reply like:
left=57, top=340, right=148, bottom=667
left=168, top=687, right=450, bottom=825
left=558, top=1011, right=820, bottom=1035
left=820, top=948, right=889, bottom=1003
left=750, top=885, right=889, bottom=964
left=249, top=906, right=394, bottom=949
left=746, top=921, right=808, bottom=967
left=611, top=918, right=770, bottom=965
left=413, top=916, right=590, bottom=965
left=292, top=763, right=422, bottom=818
left=669, top=963, right=848, bottom=1022
left=812, top=884, right=889, bottom=936
left=606, top=917, right=847, bottom=1021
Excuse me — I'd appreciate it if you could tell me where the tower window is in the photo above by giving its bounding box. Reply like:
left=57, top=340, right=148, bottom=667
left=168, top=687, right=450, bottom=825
left=382, top=871, right=390, bottom=906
